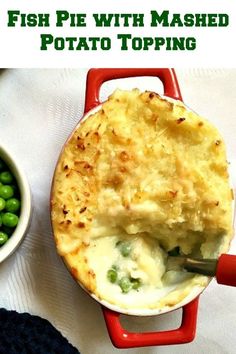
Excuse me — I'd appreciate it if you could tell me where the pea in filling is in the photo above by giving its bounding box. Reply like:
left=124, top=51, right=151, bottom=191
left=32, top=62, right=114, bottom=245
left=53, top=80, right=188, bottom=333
left=106, top=237, right=165, bottom=294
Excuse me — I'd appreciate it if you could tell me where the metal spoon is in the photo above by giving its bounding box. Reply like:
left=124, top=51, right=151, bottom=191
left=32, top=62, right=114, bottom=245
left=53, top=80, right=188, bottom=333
left=169, top=254, right=236, bottom=287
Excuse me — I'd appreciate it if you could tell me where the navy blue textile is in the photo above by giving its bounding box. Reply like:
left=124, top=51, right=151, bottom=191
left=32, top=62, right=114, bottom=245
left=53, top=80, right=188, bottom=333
left=0, top=308, right=80, bottom=353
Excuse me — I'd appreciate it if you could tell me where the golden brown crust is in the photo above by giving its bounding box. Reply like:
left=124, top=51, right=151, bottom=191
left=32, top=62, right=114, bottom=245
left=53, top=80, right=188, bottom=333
left=63, top=245, right=97, bottom=294
left=51, top=89, right=233, bottom=309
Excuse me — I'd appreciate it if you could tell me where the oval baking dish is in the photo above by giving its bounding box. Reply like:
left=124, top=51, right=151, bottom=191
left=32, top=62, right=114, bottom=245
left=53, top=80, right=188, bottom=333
left=50, top=68, right=234, bottom=348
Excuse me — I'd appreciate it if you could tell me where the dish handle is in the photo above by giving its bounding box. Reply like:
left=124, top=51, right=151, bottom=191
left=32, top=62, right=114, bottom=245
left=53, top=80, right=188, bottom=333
left=102, top=297, right=199, bottom=348
left=84, top=68, right=182, bottom=113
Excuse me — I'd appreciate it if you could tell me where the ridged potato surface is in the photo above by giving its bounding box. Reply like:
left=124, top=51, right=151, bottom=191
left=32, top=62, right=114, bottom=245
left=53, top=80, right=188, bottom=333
left=51, top=89, right=233, bottom=309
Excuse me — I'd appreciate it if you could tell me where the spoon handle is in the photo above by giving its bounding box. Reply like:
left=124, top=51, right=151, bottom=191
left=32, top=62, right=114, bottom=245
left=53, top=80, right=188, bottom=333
left=216, top=254, right=236, bottom=287
left=180, top=257, right=217, bottom=276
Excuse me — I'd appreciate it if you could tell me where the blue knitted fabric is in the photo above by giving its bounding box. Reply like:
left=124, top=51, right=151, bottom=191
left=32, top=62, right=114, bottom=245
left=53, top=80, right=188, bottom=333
left=0, top=308, right=80, bottom=353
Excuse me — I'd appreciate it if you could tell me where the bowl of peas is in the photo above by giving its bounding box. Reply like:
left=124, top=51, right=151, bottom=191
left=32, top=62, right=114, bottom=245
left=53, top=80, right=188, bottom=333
left=0, top=145, right=31, bottom=262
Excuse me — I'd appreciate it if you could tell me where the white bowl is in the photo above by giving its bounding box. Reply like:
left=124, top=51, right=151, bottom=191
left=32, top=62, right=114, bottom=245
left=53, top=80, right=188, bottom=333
left=0, top=144, right=32, bottom=262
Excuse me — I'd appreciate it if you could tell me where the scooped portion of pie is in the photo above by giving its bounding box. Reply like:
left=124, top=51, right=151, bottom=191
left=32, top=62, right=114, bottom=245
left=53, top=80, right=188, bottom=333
left=51, top=89, right=233, bottom=310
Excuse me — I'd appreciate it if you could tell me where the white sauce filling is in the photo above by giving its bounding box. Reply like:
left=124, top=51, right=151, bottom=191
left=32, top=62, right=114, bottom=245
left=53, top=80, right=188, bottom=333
left=85, top=235, right=194, bottom=308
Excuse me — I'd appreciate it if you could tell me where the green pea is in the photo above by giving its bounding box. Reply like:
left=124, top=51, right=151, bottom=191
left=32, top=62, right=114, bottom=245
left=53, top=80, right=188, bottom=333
left=0, top=171, right=14, bottom=184
left=107, top=269, right=118, bottom=283
left=116, top=241, right=132, bottom=257
left=5, top=198, right=21, bottom=213
left=0, top=185, right=14, bottom=200
left=121, top=242, right=132, bottom=257
left=168, top=247, right=180, bottom=257
left=131, top=278, right=141, bottom=290
left=0, top=232, right=8, bottom=245
left=2, top=212, right=19, bottom=227
left=119, top=277, right=132, bottom=293
left=0, top=197, right=6, bottom=211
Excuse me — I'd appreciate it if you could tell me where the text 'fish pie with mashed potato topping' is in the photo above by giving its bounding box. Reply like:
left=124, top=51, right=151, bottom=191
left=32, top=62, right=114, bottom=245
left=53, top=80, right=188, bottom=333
left=51, top=89, right=233, bottom=310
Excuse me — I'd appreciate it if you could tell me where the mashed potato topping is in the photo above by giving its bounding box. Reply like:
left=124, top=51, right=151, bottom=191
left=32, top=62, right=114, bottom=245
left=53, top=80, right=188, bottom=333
left=51, top=89, right=233, bottom=310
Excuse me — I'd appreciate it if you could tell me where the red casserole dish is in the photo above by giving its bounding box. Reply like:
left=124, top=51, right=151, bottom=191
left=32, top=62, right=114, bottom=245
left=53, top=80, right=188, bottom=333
left=51, top=68, right=234, bottom=349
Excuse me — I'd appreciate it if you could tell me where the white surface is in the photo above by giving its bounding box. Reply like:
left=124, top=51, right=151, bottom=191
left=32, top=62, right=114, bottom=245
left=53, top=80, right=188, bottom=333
left=0, top=69, right=235, bottom=354
left=0, top=1, right=236, bottom=67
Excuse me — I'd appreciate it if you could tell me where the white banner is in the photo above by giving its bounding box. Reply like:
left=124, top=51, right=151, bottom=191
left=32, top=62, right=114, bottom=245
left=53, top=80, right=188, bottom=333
left=0, top=0, right=235, bottom=67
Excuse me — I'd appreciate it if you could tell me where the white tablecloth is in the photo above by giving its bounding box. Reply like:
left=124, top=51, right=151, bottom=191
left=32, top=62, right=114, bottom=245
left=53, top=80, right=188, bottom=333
left=0, top=69, right=235, bottom=354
